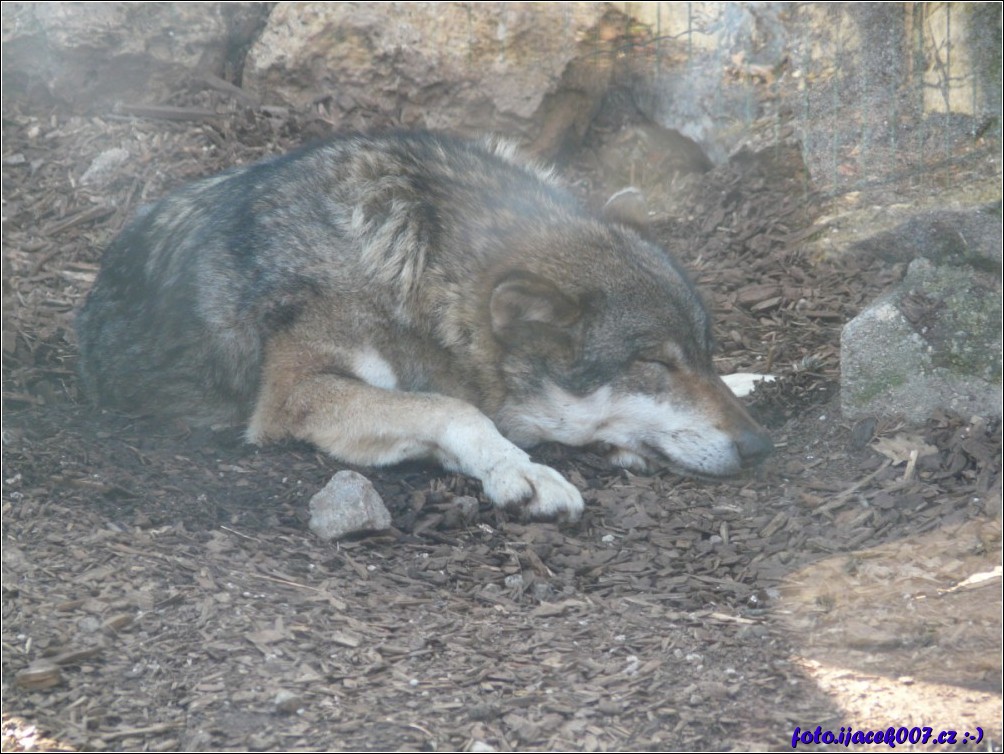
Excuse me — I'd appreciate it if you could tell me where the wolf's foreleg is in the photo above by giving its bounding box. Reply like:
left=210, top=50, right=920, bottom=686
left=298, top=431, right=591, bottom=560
left=248, top=365, right=583, bottom=522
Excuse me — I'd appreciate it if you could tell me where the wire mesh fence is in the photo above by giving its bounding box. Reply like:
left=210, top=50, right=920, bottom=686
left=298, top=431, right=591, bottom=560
left=606, top=2, right=1001, bottom=196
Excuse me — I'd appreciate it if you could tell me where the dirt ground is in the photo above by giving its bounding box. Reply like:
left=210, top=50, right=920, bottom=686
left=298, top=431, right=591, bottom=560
left=2, top=89, right=1001, bottom=752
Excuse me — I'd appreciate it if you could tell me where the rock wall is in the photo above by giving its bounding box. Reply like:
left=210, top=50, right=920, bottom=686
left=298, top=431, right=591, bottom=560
left=1, top=2, right=633, bottom=159
left=242, top=2, right=622, bottom=159
left=3, top=2, right=999, bottom=170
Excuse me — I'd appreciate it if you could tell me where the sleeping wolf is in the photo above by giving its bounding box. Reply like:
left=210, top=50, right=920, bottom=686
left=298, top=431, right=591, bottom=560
left=76, top=131, right=772, bottom=522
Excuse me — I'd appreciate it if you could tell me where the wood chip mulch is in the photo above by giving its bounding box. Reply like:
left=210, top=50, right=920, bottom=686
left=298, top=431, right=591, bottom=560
left=2, top=88, right=1001, bottom=752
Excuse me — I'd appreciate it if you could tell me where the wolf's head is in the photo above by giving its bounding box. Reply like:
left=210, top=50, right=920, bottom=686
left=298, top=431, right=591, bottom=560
left=489, top=214, right=772, bottom=479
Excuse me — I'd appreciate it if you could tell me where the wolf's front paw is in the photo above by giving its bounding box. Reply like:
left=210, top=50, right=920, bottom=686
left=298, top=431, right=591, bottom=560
left=483, top=460, right=584, bottom=522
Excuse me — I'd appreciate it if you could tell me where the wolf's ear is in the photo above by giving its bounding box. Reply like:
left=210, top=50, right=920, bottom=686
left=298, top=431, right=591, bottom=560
left=490, top=272, right=581, bottom=342
left=602, top=187, right=650, bottom=233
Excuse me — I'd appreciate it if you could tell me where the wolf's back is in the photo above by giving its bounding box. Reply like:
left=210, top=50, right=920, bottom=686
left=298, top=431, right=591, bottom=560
left=75, top=132, right=572, bottom=423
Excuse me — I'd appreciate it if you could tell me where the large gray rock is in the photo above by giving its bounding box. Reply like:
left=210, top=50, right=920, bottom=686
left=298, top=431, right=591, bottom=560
left=841, top=257, right=1002, bottom=422
left=242, top=2, right=624, bottom=157
left=308, top=470, right=392, bottom=541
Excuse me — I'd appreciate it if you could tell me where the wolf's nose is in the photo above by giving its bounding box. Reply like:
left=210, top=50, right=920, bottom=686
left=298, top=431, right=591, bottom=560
left=736, top=429, right=773, bottom=466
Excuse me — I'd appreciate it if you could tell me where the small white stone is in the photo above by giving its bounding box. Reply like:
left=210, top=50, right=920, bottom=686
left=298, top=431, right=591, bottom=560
left=80, top=148, right=130, bottom=186
left=721, top=372, right=776, bottom=397
left=453, top=495, right=480, bottom=522
left=504, top=574, right=524, bottom=589
left=273, top=689, right=303, bottom=714
left=308, top=470, right=391, bottom=541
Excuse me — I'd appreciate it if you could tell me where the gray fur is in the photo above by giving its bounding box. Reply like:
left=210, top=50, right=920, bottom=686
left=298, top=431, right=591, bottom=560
left=77, top=131, right=770, bottom=519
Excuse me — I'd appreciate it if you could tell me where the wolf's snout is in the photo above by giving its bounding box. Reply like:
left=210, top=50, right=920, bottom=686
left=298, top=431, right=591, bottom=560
left=735, top=428, right=773, bottom=467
